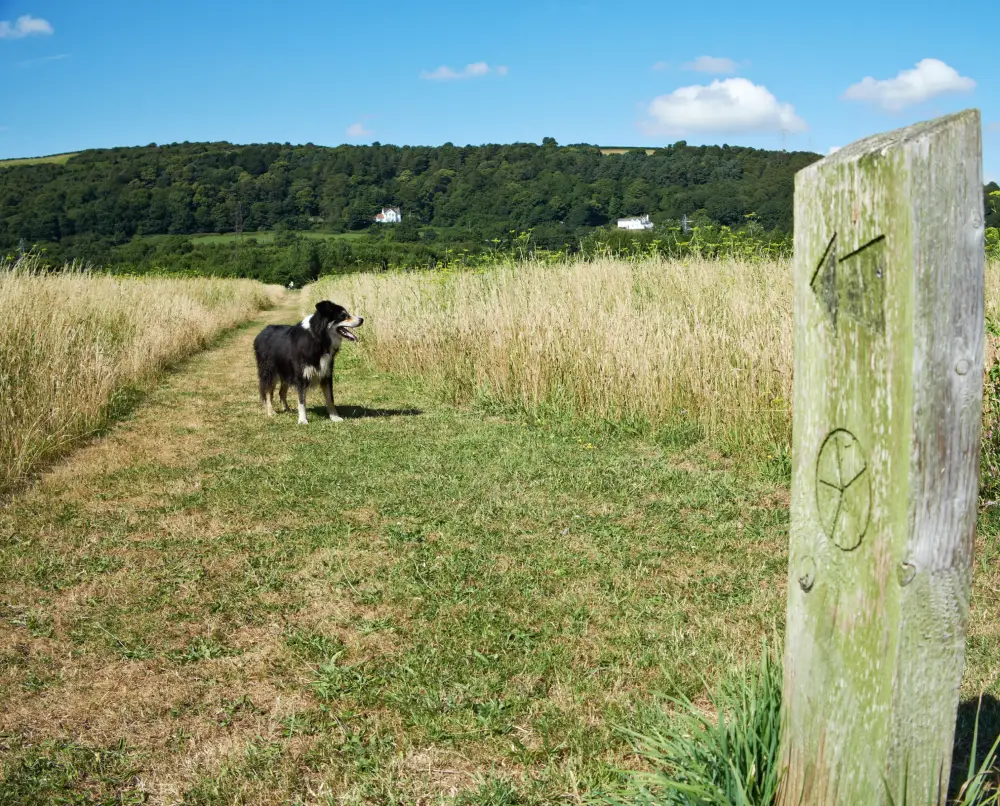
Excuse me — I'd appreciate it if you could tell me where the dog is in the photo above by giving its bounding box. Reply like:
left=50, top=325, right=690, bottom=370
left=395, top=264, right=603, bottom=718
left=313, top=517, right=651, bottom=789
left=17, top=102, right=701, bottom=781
left=253, top=300, right=364, bottom=424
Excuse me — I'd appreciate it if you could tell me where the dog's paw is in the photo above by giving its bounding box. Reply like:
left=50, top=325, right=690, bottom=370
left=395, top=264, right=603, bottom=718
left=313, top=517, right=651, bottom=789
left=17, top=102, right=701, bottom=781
left=329, top=414, right=343, bottom=423
left=297, top=418, right=309, bottom=425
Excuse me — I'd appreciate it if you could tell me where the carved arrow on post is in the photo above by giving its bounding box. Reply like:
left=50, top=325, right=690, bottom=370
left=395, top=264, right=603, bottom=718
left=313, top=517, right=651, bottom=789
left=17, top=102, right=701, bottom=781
left=810, top=232, right=887, bottom=334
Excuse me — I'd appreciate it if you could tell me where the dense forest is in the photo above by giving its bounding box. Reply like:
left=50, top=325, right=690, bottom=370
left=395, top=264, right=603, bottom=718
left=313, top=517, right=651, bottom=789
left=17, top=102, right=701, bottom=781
left=1, top=140, right=997, bottom=282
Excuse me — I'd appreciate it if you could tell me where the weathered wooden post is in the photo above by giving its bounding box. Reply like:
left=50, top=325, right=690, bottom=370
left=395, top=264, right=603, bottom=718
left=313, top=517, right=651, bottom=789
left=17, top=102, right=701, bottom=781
left=780, top=110, right=985, bottom=804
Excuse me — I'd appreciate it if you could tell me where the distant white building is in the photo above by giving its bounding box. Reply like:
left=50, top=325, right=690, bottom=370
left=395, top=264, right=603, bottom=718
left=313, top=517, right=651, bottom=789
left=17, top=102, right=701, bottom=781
left=375, top=206, right=402, bottom=223
left=617, top=214, right=653, bottom=231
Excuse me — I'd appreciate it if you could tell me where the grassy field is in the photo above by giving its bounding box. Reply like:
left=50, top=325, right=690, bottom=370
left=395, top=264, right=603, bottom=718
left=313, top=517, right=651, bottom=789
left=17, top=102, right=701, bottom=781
left=308, top=257, right=1000, bottom=461
left=307, top=257, right=795, bottom=458
left=0, top=290, right=796, bottom=804
left=2, top=258, right=1000, bottom=803
left=599, top=148, right=657, bottom=156
left=0, top=152, right=78, bottom=168
left=190, top=231, right=369, bottom=245
left=0, top=256, right=278, bottom=493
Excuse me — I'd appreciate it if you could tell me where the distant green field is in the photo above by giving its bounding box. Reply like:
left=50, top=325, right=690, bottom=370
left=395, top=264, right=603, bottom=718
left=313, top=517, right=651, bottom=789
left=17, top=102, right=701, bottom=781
left=0, top=153, right=78, bottom=168
left=189, top=231, right=367, bottom=245
left=599, top=147, right=658, bottom=156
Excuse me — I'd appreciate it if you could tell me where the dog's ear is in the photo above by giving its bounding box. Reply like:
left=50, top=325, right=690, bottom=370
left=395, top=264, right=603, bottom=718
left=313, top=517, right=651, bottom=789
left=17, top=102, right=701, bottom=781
left=310, top=301, right=336, bottom=336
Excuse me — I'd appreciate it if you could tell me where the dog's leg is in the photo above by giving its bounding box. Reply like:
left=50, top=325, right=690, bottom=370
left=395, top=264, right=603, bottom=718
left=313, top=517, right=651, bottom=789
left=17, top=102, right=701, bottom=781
left=279, top=383, right=291, bottom=412
left=259, top=371, right=276, bottom=417
left=296, top=383, right=309, bottom=425
left=322, top=376, right=342, bottom=422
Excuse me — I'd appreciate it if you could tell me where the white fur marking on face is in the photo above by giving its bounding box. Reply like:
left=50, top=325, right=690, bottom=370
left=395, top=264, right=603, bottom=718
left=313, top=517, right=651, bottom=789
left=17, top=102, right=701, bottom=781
left=298, top=402, right=308, bottom=424
left=301, top=314, right=313, bottom=330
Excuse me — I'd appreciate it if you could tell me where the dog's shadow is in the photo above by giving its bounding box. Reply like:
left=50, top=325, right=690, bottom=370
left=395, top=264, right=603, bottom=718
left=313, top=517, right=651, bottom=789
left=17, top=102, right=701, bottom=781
left=307, top=405, right=423, bottom=419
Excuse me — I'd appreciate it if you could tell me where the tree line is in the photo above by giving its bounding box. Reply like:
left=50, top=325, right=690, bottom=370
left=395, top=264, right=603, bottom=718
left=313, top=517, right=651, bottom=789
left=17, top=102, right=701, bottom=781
left=1, top=140, right=996, bottom=280
left=0, top=138, right=815, bottom=250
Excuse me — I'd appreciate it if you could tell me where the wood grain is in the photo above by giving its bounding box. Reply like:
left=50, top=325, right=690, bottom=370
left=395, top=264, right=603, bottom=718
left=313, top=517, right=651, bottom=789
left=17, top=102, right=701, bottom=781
left=779, top=109, right=985, bottom=804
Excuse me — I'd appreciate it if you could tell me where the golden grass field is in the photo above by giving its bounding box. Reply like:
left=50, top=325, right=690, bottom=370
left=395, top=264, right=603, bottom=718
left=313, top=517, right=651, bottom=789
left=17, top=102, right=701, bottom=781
left=0, top=153, right=78, bottom=168
left=308, top=257, right=1000, bottom=456
left=0, top=256, right=278, bottom=492
left=1, top=256, right=999, bottom=802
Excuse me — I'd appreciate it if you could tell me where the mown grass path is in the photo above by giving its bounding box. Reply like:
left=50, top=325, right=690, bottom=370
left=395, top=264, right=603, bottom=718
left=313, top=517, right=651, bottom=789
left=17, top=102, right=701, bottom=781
left=1, top=294, right=794, bottom=803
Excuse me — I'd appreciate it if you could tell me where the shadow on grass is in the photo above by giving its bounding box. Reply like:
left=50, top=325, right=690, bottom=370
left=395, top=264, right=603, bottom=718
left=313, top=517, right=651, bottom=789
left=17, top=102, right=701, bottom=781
left=306, top=405, right=423, bottom=419
left=951, top=693, right=1000, bottom=796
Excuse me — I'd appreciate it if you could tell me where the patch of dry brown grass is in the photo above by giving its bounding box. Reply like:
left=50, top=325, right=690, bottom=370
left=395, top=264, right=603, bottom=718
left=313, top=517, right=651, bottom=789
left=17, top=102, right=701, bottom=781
left=0, top=255, right=278, bottom=492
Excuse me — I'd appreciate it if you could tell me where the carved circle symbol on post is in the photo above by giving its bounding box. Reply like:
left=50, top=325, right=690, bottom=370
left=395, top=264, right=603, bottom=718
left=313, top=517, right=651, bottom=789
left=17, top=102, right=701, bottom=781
left=815, top=428, right=871, bottom=550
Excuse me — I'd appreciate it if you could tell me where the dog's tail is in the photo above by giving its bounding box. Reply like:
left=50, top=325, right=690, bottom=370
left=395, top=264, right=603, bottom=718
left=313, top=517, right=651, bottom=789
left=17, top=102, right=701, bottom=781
left=252, top=335, right=273, bottom=402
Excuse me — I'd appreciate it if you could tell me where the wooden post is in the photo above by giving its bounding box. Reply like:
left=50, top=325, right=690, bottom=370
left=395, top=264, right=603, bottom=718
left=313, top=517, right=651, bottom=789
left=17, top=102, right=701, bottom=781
left=780, top=110, right=985, bottom=804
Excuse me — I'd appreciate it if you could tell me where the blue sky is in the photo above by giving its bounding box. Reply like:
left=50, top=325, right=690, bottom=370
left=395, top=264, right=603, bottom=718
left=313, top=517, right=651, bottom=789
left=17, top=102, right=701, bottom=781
left=1, top=0, right=997, bottom=181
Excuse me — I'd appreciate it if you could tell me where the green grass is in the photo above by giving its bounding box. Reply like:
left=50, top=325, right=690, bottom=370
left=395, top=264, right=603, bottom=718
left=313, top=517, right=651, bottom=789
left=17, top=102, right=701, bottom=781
left=0, top=152, right=78, bottom=168
left=0, top=297, right=791, bottom=803
left=189, top=230, right=368, bottom=245
left=597, top=648, right=1000, bottom=806
left=2, top=295, right=999, bottom=803
left=596, top=646, right=783, bottom=806
left=0, top=738, right=146, bottom=805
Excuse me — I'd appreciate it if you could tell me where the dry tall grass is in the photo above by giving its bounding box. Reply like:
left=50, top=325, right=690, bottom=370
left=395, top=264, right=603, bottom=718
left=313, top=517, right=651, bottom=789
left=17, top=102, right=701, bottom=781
left=988, top=260, right=1000, bottom=330
left=307, top=257, right=794, bottom=449
left=0, top=256, right=278, bottom=492
left=308, top=258, right=1000, bottom=455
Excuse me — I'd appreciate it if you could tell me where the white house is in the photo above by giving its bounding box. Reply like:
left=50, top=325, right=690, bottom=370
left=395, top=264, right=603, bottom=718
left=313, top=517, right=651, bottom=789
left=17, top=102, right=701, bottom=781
left=375, top=206, right=402, bottom=224
left=616, top=214, right=653, bottom=231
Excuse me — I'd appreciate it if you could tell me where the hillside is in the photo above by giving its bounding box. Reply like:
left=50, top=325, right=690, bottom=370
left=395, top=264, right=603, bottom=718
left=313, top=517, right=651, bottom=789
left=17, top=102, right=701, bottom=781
left=0, top=139, right=821, bottom=254
left=0, top=152, right=78, bottom=169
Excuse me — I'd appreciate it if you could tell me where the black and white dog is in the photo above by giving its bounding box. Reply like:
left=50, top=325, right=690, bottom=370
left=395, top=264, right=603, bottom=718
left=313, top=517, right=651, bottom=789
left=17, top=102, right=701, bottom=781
left=253, top=300, right=364, bottom=424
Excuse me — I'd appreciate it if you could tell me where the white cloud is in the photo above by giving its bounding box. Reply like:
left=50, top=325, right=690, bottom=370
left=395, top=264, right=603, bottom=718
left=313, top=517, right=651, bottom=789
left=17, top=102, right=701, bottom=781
left=682, top=56, right=740, bottom=75
left=421, top=65, right=459, bottom=81
left=0, top=15, right=53, bottom=39
left=828, top=146, right=841, bottom=155
left=420, top=61, right=507, bottom=81
left=18, top=52, right=69, bottom=68
left=642, top=77, right=806, bottom=136
left=987, top=122, right=1000, bottom=133
left=346, top=122, right=372, bottom=138
left=652, top=61, right=669, bottom=71
left=842, top=58, right=975, bottom=112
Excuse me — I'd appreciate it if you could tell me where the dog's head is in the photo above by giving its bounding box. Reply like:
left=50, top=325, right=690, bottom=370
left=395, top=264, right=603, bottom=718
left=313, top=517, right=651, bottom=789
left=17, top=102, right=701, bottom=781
left=313, top=300, right=364, bottom=343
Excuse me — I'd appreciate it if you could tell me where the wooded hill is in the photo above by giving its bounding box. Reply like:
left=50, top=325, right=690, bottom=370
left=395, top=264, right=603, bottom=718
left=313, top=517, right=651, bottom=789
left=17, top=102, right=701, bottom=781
left=0, top=138, right=823, bottom=251
left=4, top=140, right=997, bottom=282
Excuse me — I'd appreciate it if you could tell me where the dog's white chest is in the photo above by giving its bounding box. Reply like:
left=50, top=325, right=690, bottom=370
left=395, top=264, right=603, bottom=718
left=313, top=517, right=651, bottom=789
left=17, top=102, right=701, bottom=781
left=303, top=352, right=333, bottom=383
